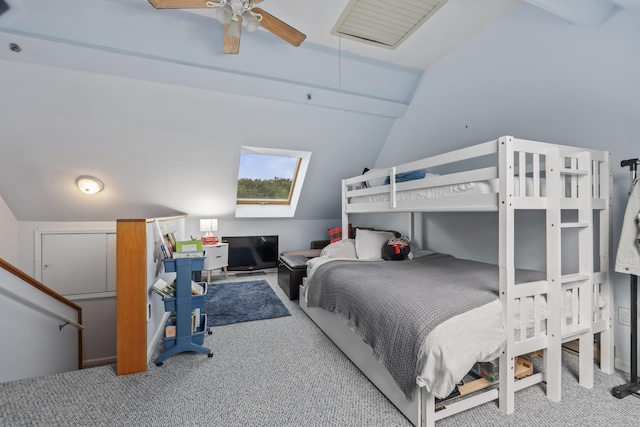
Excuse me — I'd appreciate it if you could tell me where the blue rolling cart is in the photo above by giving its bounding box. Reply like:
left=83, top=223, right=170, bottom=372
left=155, top=257, right=213, bottom=366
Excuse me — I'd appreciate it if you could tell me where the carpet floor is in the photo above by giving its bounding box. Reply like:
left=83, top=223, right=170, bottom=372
left=0, top=272, right=638, bottom=426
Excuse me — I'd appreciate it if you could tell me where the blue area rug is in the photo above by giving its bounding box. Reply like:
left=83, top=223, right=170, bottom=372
left=203, top=280, right=291, bottom=326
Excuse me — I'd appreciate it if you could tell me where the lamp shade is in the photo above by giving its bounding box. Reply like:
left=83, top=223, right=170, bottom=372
left=242, top=11, right=260, bottom=32
left=215, top=4, right=233, bottom=25
left=200, top=219, right=218, bottom=233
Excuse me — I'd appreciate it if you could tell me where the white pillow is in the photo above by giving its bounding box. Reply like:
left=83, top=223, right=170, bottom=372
left=363, top=168, right=388, bottom=188
left=355, top=229, right=395, bottom=260
left=320, top=239, right=357, bottom=259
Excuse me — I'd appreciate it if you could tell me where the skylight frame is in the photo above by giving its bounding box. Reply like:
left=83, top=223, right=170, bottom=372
left=235, top=146, right=312, bottom=218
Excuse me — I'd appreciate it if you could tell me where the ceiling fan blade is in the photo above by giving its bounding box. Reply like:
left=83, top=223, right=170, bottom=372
left=222, top=19, right=242, bottom=54
left=0, top=0, right=8, bottom=16
left=252, top=7, right=306, bottom=47
left=147, top=0, right=214, bottom=9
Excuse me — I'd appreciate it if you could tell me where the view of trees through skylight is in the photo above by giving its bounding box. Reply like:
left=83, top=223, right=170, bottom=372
left=237, top=153, right=300, bottom=204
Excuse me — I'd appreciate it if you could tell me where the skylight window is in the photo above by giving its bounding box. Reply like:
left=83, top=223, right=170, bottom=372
left=237, top=153, right=300, bottom=204
left=235, top=146, right=311, bottom=218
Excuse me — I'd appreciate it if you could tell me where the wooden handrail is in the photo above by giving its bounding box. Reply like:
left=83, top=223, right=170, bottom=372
left=0, top=257, right=84, bottom=369
left=0, top=285, right=84, bottom=330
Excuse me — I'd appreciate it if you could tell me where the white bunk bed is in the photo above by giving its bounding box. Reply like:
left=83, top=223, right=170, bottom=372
left=299, top=136, right=613, bottom=426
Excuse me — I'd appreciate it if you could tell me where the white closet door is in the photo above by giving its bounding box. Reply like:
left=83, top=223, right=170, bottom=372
left=106, top=233, right=117, bottom=293
left=41, top=233, right=108, bottom=297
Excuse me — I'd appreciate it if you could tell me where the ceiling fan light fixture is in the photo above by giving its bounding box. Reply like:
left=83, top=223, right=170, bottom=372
left=215, top=3, right=233, bottom=25
left=242, top=11, right=260, bottom=32
left=229, top=0, right=245, bottom=15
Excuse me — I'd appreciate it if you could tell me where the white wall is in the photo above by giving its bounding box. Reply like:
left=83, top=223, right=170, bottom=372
left=0, top=195, right=18, bottom=265
left=17, top=221, right=117, bottom=367
left=0, top=268, right=79, bottom=383
left=375, top=5, right=640, bottom=370
left=182, top=218, right=340, bottom=254
left=15, top=216, right=339, bottom=366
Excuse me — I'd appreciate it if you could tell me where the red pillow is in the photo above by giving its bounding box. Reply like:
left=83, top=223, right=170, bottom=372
left=328, top=224, right=354, bottom=243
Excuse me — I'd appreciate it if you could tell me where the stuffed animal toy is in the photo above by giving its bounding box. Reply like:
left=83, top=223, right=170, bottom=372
left=382, top=236, right=410, bottom=261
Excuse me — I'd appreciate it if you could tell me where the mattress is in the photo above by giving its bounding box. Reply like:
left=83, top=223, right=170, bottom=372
left=304, top=254, right=604, bottom=399
left=349, top=176, right=544, bottom=205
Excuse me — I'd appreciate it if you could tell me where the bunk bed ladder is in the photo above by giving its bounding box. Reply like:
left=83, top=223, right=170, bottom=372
left=499, top=141, right=595, bottom=415
left=546, top=149, right=596, bottom=400
left=559, top=150, right=595, bottom=390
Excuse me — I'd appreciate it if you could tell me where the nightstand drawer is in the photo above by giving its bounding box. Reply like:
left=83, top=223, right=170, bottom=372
left=203, top=243, right=229, bottom=270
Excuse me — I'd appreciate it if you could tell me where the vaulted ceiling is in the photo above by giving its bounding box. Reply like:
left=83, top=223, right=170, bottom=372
left=0, top=0, right=633, bottom=222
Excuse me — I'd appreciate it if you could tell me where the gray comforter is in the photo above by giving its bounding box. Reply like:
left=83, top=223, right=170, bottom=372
left=305, top=253, right=542, bottom=400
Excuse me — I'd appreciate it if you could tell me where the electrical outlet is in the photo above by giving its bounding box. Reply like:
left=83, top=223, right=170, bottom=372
left=618, top=307, right=631, bottom=326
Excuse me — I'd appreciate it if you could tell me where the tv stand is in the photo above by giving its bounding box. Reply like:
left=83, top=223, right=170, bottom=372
left=234, top=270, right=267, bottom=278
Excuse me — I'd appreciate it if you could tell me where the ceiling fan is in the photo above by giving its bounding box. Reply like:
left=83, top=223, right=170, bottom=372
left=147, top=0, right=306, bottom=55
left=0, top=0, right=9, bottom=17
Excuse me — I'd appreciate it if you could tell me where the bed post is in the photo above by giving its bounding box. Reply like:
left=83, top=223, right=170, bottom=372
left=342, top=178, right=349, bottom=240
left=421, top=388, right=434, bottom=427
left=544, top=146, right=563, bottom=402
left=599, top=153, right=614, bottom=374
left=409, top=212, right=426, bottom=250
left=498, top=136, right=516, bottom=414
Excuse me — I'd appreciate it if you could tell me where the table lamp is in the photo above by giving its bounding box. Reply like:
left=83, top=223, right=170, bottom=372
left=200, top=219, right=218, bottom=245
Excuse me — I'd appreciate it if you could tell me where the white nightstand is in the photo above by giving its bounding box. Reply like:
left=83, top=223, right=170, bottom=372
left=202, top=243, right=229, bottom=282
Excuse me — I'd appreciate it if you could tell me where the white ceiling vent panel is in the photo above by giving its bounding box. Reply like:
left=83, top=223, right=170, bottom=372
left=331, top=0, right=449, bottom=50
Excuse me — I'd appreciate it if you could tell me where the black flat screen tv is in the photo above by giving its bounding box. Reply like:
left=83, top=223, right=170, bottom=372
left=222, top=235, right=279, bottom=271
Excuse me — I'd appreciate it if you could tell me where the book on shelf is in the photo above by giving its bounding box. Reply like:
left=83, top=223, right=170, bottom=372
left=167, top=310, right=201, bottom=333
left=191, top=280, right=204, bottom=295
left=166, top=232, right=177, bottom=252
left=154, top=219, right=172, bottom=259
left=176, top=240, right=203, bottom=252
left=165, top=325, right=176, bottom=338
left=172, top=250, right=205, bottom=259
left=192, top=308, right=201, bottom=332
left=151, top=278, right=176, bottom=299
left=159, top=244, right=172, bottom=259
left=164, top=242, right=173, bottom=259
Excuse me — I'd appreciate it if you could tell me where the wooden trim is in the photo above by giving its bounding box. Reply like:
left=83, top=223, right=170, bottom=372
left=0, top=257, right=83, bottom=370
left=144, top=214, right=187, bottom=223
left=116, top=219, right=148, bottom=375
left=236, top=199, right=291, bottom=205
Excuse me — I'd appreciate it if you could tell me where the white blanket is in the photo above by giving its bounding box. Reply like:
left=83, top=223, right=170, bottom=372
left=305, top=255, right=504, bottom=398
left=305, top=255, right=606, bottom=399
